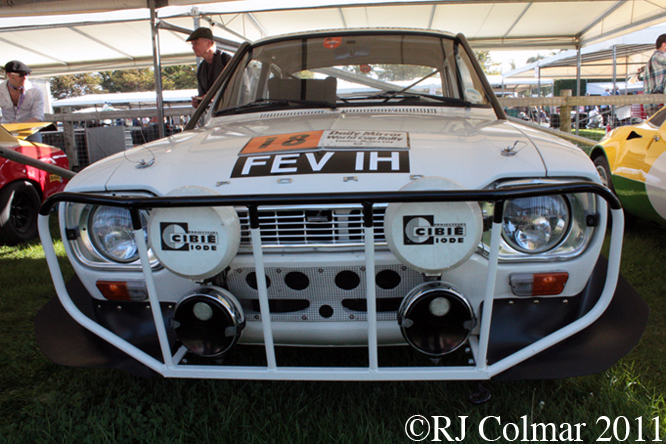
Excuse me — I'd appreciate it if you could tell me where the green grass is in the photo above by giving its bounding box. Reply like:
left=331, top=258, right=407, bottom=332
left=573, top=128, right=606, bottom=142
left=1, top=220, right=665, bottom=443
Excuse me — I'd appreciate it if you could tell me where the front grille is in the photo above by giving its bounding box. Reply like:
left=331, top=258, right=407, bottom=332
left=237, top=205, right=386, bottom=247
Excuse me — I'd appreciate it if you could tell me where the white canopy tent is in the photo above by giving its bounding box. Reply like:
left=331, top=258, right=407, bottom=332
left=3, top=0, right=666, bottom=140
left=502, top=23, right=666, bottom=81
left=2, top=1, right=666, bottom=78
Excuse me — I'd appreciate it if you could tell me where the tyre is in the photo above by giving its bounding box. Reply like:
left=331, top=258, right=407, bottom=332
left=593, top=154, right=635, bottom=227
left=0, top=181, right=42, bottom=245
left=593, top=155, right=615, bottom=194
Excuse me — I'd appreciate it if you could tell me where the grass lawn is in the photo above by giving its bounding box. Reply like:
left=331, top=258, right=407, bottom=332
left=0, top=219, right=665, bottom=443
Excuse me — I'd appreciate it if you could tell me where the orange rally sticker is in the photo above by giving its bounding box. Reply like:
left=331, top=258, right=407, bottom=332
left=240, top=131, right=324, bottom=155
left=323, top=37, right=342, bottom=49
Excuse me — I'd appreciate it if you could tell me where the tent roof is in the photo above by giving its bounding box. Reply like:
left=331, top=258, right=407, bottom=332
left=2, top=1, right=666, bottom=77
left=503, top=23, right=666, bottom=80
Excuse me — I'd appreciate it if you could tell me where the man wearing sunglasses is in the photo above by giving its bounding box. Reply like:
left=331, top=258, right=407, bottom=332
left=0, top=60, right=45, bottom=141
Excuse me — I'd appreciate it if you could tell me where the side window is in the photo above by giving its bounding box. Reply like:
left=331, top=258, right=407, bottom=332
left=455, top=46, right=489, bottom=105
left=651, top=107, right=666, bottom=128
left=215, top=55, right=262, bottom=112
left=237, top=60, right=263, bottom=105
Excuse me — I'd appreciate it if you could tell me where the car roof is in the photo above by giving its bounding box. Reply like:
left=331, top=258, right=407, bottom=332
left=251, top=27, right=459, bottom=47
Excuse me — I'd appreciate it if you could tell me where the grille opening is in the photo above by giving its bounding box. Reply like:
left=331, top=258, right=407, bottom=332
left=342, top=298, right=404, bottom=313
left=246, top=272, right=271, bottom=290
left=376, top=269, right=401, bottom=289
left=285, top=271, right=310, bottom=290
left=335, top=270, right=361, bottom=290
left=236, top=206, right=386, bottom=247
left=242, top=299, right=310, bottom=313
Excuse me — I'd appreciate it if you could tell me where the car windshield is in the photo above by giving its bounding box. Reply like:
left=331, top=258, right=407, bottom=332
left=214, top=32, right=492, bottom=115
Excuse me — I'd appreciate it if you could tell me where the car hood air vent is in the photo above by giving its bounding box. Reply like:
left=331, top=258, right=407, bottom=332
left=258, top=107, right=442, bottom=119
left=259, top=110, right=329, bottom=118
left=344, top=107, right=441, bottom=114
left=627, top=131, right=643, bottom=140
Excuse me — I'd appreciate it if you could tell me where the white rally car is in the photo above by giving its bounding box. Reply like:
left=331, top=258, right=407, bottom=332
left=37, top=29, right=647, bottom=380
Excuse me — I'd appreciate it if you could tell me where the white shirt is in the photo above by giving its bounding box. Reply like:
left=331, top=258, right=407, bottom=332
left=0, top=78, right=45, bottom=123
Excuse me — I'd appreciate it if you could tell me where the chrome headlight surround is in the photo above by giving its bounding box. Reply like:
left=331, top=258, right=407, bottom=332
left=88, top=205, right=148, bottom=263
left=479, top=179, right=601, bottom=262
left=62, top=193, right=159, bottom=271
left=502, top=194, right=571, bottom=253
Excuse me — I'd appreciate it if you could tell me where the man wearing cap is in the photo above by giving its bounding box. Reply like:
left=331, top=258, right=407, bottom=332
left=0, top=60, right=45, bottom=142
left=0, top=61, right=44, bottom=123
left=187, top=27, right=232, bottom=108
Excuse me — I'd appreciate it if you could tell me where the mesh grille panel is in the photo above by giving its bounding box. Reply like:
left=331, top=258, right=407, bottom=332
left=226, top=264, right=424, bottom=322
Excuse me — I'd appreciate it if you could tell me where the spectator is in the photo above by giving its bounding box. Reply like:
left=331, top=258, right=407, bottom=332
left=0, top=60, right=45, bottom=141
left=641, top=33, right=666, bottom=116
left=187, top=27, right=232, bottom=108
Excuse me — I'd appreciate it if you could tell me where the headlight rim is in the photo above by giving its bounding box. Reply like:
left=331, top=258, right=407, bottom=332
left=501, top=194, right=573, bottom=254
left=87, top=204, right=149, bottom=264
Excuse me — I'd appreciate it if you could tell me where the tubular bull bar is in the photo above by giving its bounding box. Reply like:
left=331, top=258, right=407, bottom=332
left=37, top=182, right=640, bottom=380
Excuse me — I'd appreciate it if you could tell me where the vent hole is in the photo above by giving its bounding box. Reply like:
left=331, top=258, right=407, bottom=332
left=335, top=270, right=361, bottom=290
left=246, top=272, right=271, bottom=290
left=319, top=305, right=334, bottom=318
left=285, top=271, right=310, bottom=290
left=376, top=269, right=401, bottom=289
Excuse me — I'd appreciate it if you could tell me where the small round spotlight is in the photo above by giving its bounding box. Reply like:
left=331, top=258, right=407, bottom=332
left=398, top=283, right=475, bottom=357
left=173, top=286, right=245, bottom=357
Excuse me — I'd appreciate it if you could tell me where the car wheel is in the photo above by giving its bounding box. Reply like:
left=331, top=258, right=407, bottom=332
left=593, top=155, right=615, bottom=194
left=0, top=181, right=42, bottom=245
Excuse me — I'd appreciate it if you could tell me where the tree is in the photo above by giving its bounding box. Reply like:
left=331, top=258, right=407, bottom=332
left=99, top=68, right=156, bottom=93
left=50, top=73, right=102, bottom=100
left=475, top=51, right=501, bottom=75
left=163, top=65, right=197, bottom=90
left=526, top=50, right=561, bottom=65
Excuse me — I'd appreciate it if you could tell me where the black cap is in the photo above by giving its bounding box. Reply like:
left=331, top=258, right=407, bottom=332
left=4, top=60, right=31, bottom=74
left=186, top=27, right=214, bottom=42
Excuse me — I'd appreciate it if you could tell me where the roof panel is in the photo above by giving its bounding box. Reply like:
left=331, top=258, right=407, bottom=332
left=511, top=2, right=613, bottom=38
left=3, top=28, right=125, bottom=64
left=249, top=8, right=347, bottom=36
left=431, top=4, right=496, bottom=37
left=362, top=5, right=433, bottom=28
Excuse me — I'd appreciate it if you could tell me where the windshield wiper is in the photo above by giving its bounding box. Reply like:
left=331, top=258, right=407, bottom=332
left=365, top=91, right=472, bottom=106
left=217, top=98, right=337, bottom=115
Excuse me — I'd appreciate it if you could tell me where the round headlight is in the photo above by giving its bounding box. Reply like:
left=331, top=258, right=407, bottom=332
left=89, top=206, right=147, bottom=263
left=502, top=195, right=570, bottom=253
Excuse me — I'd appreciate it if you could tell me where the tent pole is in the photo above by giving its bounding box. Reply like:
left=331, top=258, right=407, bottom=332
left=612, top=45, right=617, bottom=127
left=537, top=63, right=541, bottom=124
left=575, top=47, right=581, bottom=135
left=149, top=0, right=165, bottom=139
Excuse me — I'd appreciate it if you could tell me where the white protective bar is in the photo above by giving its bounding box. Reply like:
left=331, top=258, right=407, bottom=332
left=476, top=217, right=504, bottom=368
left=250, top=226, right=278, bottom=370
left=487, top=207, right=624, bottom=377
left=134, top=224, right=174, bottom=367
left=37, top=214, right=166, bottom=373
left=364, top=225, right=378, bottom=371
left=39, top=192, right=625, bottom=381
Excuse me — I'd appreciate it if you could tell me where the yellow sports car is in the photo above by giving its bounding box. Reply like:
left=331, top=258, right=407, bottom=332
left=590, top=106, right=666, bottom=225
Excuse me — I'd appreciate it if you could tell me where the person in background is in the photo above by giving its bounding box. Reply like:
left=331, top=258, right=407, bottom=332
left=187, top=27, right=232, bottom=108
left=0, top=60, right=45, bottom=142
left=640, top=33, right=666, bottom=117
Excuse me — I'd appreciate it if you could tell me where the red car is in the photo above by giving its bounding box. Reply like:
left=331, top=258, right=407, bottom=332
left=0, top=123, right=69, bottom=244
